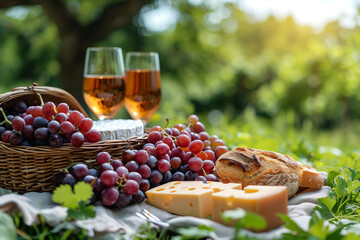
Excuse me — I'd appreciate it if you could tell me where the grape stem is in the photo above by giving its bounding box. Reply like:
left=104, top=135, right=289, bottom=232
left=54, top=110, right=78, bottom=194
left=36, top=93, right=44, bottom=107
left=165, top=118, right=169, bottom=128
left=0, top=107, right=12, bottom=126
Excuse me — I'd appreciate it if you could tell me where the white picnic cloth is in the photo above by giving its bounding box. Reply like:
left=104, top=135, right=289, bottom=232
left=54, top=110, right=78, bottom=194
left=0, top=177, right=330, bottom=240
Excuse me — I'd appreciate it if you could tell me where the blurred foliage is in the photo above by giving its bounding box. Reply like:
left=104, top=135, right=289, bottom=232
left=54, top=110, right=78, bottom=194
left=1, top=0, right=360, bottom=142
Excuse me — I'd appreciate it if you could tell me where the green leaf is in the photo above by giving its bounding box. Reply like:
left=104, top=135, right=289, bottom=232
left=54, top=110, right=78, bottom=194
left=315, top=197, right=336, bottom=219
left=347, top=181, right=360, bottom=194
left=346, top=167, right=356, bottom=181
left=327, top=171, right=340, bottom=186
left=67, top=201, right=96, bottom=220
left=175, top=225, right=214, bottom=239
left=222, top=208, right=246, bottom=222
left=279, top=214, right=306, bottom=233
left=52, top=184, right=78, bottom=209
left=242, top=211, right=266, bottom=230
left=0, top=211, right=16, bottom=240
left=73, top=181, right=93, bottom=202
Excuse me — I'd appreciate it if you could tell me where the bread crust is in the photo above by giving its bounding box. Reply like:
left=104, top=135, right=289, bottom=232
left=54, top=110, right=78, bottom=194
left=215, top=147, right=302, bottom=198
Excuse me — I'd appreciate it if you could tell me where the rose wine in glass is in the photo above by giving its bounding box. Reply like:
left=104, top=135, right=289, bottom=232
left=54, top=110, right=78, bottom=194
left=124, top=52, right=161, bottom=124
left=83, top=47, right=125, bottom=120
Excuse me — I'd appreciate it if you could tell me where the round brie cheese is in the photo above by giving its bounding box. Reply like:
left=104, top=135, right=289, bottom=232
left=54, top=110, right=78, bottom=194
left=92, top=119, right=144, bottom=141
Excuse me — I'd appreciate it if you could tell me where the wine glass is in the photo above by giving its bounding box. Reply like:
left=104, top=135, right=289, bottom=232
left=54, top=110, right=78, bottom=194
left=124, top=52, right=161, bottom=124
left=83, top=47, right=125, bottom=120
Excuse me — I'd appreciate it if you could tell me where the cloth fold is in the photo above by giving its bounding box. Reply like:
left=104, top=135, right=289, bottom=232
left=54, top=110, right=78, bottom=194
left=0, top=185, right=330, bottom=239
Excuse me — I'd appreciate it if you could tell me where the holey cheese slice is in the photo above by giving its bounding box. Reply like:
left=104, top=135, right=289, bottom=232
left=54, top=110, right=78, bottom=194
left=212, top=185, right=288, bottom=231
left=145, top=181, right=243, bottom=218
left=92, top=119, right=144, bottom=140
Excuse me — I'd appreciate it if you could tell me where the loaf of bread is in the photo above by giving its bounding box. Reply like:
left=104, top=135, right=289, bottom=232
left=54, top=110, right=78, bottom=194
left=215, top=147, right=323, bottom=198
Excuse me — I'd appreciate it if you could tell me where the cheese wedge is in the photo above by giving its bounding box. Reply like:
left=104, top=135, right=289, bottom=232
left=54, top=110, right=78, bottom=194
left=212, top=185, right=288, bottom=231
left=299, top=165, right=323, bottom=189
left=145, top=181, right=242, bottom=218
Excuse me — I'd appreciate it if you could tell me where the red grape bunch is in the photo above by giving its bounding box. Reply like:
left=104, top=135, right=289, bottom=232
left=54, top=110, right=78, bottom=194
left=53, top=151, right=147, bottom=207
left=0, top=98, right=101, bottom=147
left=141, top=114, right=228, bottom=186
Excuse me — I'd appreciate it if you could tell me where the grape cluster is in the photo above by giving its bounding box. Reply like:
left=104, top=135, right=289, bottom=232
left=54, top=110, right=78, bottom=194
left=143, top=114, right=228, bottom=186
left=0, top=100, right=101, bottom=147
left=53, top=151, right=146, bottom=207
left=52, top=115, right=229, bottom=208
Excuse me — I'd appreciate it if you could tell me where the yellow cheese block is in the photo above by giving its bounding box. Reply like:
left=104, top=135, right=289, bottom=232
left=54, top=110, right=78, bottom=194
left=145, top=181, right=243, bottom=218
left=212, top=185, right=288, bottom=231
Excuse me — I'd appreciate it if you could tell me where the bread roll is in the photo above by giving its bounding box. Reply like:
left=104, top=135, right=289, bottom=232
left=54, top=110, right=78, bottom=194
left=215, top=147, right=302, bottom=198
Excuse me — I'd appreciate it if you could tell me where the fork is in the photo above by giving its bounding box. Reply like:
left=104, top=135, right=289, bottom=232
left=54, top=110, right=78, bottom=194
left=136, top=209, right=171, bottom=237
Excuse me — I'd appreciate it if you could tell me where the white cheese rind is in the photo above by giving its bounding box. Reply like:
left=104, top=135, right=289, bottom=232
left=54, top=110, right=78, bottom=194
left=92, top=119, right=144, bottom=140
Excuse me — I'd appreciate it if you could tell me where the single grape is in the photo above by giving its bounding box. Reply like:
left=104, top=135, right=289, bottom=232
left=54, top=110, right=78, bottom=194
left=115, top=192, right=132, bottom=208
left=60, top=121, right=75, bottom=135
left=131, top=190, right=145, bottom=204
left=137, top=164, right=151, bottom=178
left=140, top=179, right=150, bottom=192
left=62, top=173, right=76, bottom=187
left=143, top=146, right=158, bottom=158
left=111, top=160, right=123, bottom=170
left=135, top=150, right=149, bottom=164
left=146, top=155, right=158, bottom=169
left=204, top=150, right=215, bottom=161
left=199, top=131, right=210, bottom=142
left=0, top=126, right=6, bottom=138
left=172, top=171, right=185, bottom=181
left=212, top=139, right=225, bottom=148
left=125, top=160, right=139, bottom=172
left=68, top=110, right=84, bottom=126
left=100, top=170, right=119, bottom=186
left=14, top=102, right=27, bottom=113
left=99, top=163, right=114, bottom=174
left=150, top=125, right=162, bottom=132
left=96, top=152, right=111, bottom=165
left=162, top=136, right=174, bottom=149
left=203, top=160, right=215, bottom=173
left=188, top=157, right=203, bottom=172
left=170, top=147, right=185, bottom=160
left=84, top=129, right=101, bottom=142
left=89, top=168, right=99, bottom=177
left=196, top=151, right=207, bottom=160
left=148, top=131, right=162, bottom=144
left=174, top=123, right=186, bottom=131
left=1, top=130, right=12, bottom=142
left=70, top=132, right=84, bottom=147
left=143, top=142, right=155, bottom=149
left=191, top=122, right=205, bottom=133
left=183, top=152, right=194, bottom=164
left=155, top=140, right=164, bottom=146
left=78, top=118, right=93, bottom=134
left=31, top=106, right=44, bottom=118
left=162, top=171, right=172, bottom=184
left=170, top=157, right=182, bottom=169
left=48, top=133, right=63, bottom=147
left=156, top=143, right=170, bottom=155
left=214, top=146, right=228, bottom=158
left=42, top=101, right=56, bottom=116
left=209, top=135, right=219, bottom=145
left=26, top=106, right=34, bottom=115
left=52, top=171, right=65, bottom=187
left=176, top=134, right=191, bottom=148
left=84, top=175, right=96, bottom=186
left=205, top=174, right=217, bottom=181
left=188, top=140, right=204, bottom=154
left=101, top=187, right=119, bottom=206
left=116, top=166, right=129, bottom=179
left=191, top=133, right=201, bottom=141
left=128, top=172, right=142, bottom=185
left=149, top=170, right=163, bottom=185
left=187, top=114, right=199, bottom=125
left=158, top=153, right=170, bottom=161
left=33, top=117, right=49, bottom=128
left=11, top=116, right=25, bottom=131
left=122, top=150, right=135, bottom=164
left=180, top=129, right=191, bottom=138
left=171, top=128, right=180, bottom=137
left=124, top=180, right=139, bottom=195
left=54, top=113, right=68, bottom=124
left=9, top=132, right=22, bottom=145
left=185, top=170, right=198, bottom=180
left=23, top=115, right=34, bottom=125
left=195, top=176, right=206, bottom=181
left=34, top=127, right=49, bottom=141
left=57, top=103, right=69, bottom=114
left=72, top=163, right=89, bottom=179
left=22, top=125, right=35, bottom=139
left=157, top=159, right=171, bottom=173
left=48, top=120, right=61, bottom=134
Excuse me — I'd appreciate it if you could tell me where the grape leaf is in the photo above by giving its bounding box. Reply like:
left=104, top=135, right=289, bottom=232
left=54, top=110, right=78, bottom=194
left=53, top=182, right=93, bottom=209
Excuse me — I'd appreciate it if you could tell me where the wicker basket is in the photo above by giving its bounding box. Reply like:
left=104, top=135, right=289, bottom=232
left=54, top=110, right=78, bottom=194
left=0, top=85, right=147, bottom=193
